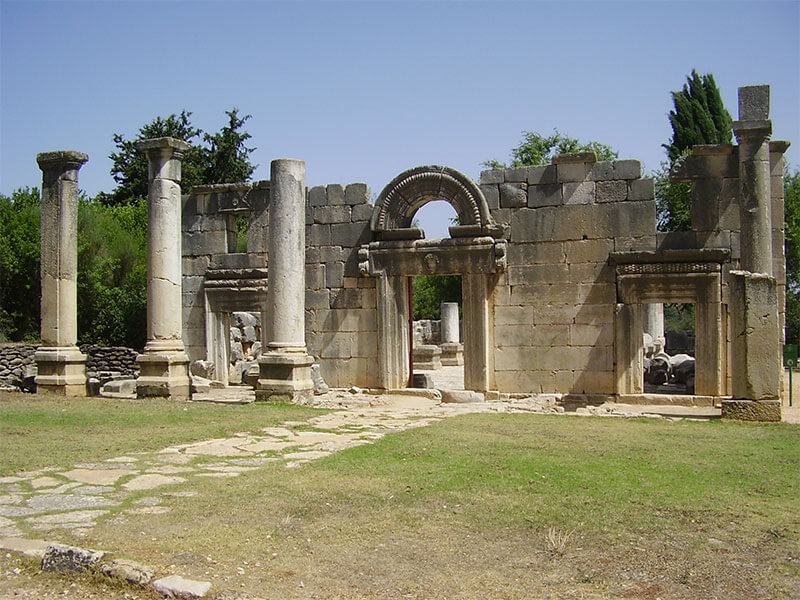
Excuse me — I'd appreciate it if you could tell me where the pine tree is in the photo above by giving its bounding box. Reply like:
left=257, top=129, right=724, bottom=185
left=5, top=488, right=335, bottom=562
left=203, top=108, right=256, bottom=184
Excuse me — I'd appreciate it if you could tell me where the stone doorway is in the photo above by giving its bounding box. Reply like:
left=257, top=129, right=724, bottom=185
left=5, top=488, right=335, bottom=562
left=362, top=166, right=506, bottom=392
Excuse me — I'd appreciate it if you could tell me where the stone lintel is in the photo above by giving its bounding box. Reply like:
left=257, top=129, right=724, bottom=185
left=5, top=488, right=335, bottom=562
left=552, top=152, right=597, bottom=164
left=691, top=144, right=735, bottom=156
left=36, top=151, right=89, bottom=172
left=367, top=239, right=503, bottom=277
left=609, top=248, right=730, bottom=266
left=376, top=228, right=425, bottom=241
left=721, top=399, right=781, bottom=422
left=135, top=137, right=191, bottom=153
left=733, top=120, right=772, bottom=138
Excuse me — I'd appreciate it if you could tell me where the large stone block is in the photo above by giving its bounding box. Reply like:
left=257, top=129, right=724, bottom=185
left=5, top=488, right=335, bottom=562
left=562, top=181, right=595, bottom=205
left=596, top=180, right=627, bottom=203
left=503, top=167, right=529, bottom=183
left=508, top=263, right=569, bottom=285
left=308, top=185, right=327, bottom=207
left=331, top=222, right=370, bottom=247
left=345, top=183, right=369, bottom=205
left=306, top=263, right=326, bottom=290
left=611, top=160, right=642, bottom=180
left=628, top=178, right=655, bottom=201
left=325, top=262, right=345, bottom=288
left=330, top=288, right=363, bottom=309
left=721, top=399, right=781, bottom=421
left=564, top=239, right=613, bottom=264
left=320, top=331, right=354, bottom=359
left=569, top=323, right=613, bottom=346
left=306, top=289, right=330, bottom=310
left=494, top=305, right=531, bottom=326
left=507, top=241, right=565, bottom=265
left=479, top=169, right=504, bottom=184
left=568, top=261, right=615, bottom=284
left=527, top=165, right=558, bottom=185
left=730, top=271, right=780, bottom=402
left=314, top=205, right=351, bottom=224
left=326, top=184, right=346, bottom=205
left=557, top=162, right=591, bottom=183
left=499, top=183, right=527, bottom=208
left=351, top=203, right=374, bottom=222
left=480, top=184, right=500, bottom=210
left=613, top=235, right=657, bottom=253
left=308, top=224, right=331, bottom=247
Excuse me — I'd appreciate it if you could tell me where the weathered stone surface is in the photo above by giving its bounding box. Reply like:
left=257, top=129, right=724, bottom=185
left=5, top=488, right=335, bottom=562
left=0, top=536, right=51, bottom=558
left=123, top=474, right=185, bottom=491
left=721, top=399, right=781, bottom=422
left=441, top=390, right=483, bottom=403
left=61, top=468, right=134, bottom=486
left=152, top=575, right=212, bottom=598
left=42, top=543, right=106, bottom=572
left=99, top=558, right=155, bottom=586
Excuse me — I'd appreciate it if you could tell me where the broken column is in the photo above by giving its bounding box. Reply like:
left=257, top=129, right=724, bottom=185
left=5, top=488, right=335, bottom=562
left=135, top=138, right=191, bottom=399
left=256, top=159, right=314, bottom=403
left=34, top=151, right=89, bottom=395
left=440, top=302, right=463, bottom=366
left=724, top=86, right=780, bottom=421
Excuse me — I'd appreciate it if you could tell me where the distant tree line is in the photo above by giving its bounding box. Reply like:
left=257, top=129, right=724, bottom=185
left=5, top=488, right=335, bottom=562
left=0, top=109, right=255, bottom=347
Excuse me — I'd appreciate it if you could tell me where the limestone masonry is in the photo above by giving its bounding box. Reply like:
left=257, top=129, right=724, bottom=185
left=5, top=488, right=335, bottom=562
left=20, top=84, right=791, bottom=421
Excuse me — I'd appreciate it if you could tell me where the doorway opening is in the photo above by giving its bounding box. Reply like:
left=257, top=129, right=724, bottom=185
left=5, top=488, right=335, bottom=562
left=411, top=275, right=464, bottom=389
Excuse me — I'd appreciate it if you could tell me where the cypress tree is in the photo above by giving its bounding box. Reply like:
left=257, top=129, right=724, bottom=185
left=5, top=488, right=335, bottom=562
left=663, top=70, right=733, bottom=162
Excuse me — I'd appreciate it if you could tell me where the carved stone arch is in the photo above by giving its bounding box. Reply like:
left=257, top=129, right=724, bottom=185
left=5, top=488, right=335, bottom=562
left=371, top=165, right=495, bottom=237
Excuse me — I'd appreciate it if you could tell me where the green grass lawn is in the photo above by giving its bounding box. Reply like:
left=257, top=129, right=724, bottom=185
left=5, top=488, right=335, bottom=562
left=0, top=391, right=328, bottom=475
left=85, top=413, right=799, bottom=599
left=2, top=394, right=798, bottom=599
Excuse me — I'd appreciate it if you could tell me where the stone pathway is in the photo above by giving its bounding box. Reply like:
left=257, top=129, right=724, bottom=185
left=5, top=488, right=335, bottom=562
left=0, top=385, right=733, bottom=544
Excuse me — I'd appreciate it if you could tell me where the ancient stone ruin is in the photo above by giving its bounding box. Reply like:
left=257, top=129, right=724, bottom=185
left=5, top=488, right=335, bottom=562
left=22, top=84, right=789, bottom=421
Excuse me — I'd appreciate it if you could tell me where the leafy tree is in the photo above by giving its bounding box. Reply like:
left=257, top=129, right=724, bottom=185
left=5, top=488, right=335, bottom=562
left=413, top=275, right=462, bottom=320
left=99, top=108, right=256, bottom=207
left=0, top=188, right=41, bottom=341
left=657, top=70, right=733, bottom=231
left=784, top=168, right=800, bottom=344
left=203, top=108, right=256, bottom=184
left=100, top=110, right=206, bottom=206
left=484, top=129, right=618, bottom=169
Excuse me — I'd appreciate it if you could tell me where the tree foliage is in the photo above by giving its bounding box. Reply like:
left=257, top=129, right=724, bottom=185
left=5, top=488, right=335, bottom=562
left=413, top=275, right=462, bottom=321
left=784, top=168, right=800, bottom=344
left=484, top=129, right=618, bottom=169
left=663, top=70, right=733, bottom=162
left=657, top=70, right=734, bottom=232
left=100, top=109, right=256, bottom=206
left=0, top=188, right=42, bottom=341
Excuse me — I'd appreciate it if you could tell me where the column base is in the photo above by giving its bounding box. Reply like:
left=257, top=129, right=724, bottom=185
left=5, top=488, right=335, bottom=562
left=34, top=346, right=87, bottom=396
left=255, top=351, right=313, bottom=404
left=136, top=344, right=191, bottom=399
left=440, top=342, right=464, bottom=366
left=721, top=399, right=781, bottom=422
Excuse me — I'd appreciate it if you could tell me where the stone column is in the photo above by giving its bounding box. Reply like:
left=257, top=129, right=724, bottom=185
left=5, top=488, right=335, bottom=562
left=34, top=151, right=88, bottom=395
left=441, top=302, right=460, bottom=343
left=643, top=303, right=664, bottom=353
left=724, top=86, right=781, bottom=421
left=734, top=85, right=773, bottom=275
left=440, top=301, right=464, bottom=366
left=135, top=137, right=191, bottom=399
left=256, top=159, right=314, bottom=402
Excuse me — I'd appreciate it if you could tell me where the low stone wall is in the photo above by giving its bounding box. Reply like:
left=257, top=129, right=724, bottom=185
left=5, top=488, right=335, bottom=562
left=80, top=345, right=139, bottom=377
left=0, top=344, right=140, bottom=387
left=0, top=344, right=37, bottom=383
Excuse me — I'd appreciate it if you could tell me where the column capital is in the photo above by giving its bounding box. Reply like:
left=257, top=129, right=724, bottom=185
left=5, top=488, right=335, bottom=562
left=733, top=120, right=772, bottom=142
left=135, top=136, right=191, bottom=154
left=36, top=151, right=88, bottom=174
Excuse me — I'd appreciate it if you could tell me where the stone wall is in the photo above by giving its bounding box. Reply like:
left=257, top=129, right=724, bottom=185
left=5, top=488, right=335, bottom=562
left=0, top=344, right=139, bottom=387
left=0, top=344, right=37, bottom=385
left=305, top=183, right=377, bottom=388
left=481, top=155, right=656, bottom=395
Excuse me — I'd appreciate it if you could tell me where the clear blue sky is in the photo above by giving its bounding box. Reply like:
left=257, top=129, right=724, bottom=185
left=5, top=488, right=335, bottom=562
left=2, top=0, right=798, bottom=238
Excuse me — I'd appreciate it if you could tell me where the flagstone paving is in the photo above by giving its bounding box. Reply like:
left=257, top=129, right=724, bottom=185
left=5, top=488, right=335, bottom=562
left=0, top=383, right=733, bottom=544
